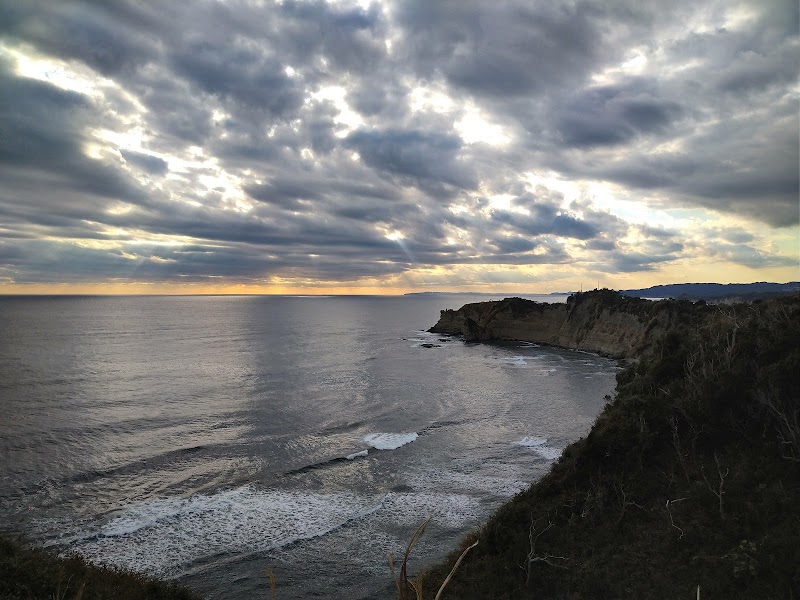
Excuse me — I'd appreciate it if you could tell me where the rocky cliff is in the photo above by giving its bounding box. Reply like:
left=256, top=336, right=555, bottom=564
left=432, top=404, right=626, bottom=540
left=429, top=289, right=708, bottom=359
left=422, top=292, right=800, bottom=600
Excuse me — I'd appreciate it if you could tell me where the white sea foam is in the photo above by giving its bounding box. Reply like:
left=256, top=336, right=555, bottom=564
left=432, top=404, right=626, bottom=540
left=380, top=492, right=480, bottom=528
left=515, top=436, right=547, bottom=447
left=404, top=331, right=448, bottom=347
left=345, top=449, right=368, bottom=460
left=407, top=468, right=527, bottom=497
left=363, top=432, right=418, bottom=450
left=71, top=483, right=482, bottom=578
left=71, top=486, right=384, bottom=577
left=263, top=491, right=482, bottom=578
left=499, top=355, right=529, bottom=367
left=514, top=437, right=563, bottom=460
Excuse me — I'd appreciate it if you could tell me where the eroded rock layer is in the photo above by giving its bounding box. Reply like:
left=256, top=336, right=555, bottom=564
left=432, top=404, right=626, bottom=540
left=429, top=290, right=708, bottom=359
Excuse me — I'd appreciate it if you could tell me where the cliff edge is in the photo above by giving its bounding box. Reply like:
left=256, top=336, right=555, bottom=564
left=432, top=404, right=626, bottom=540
left=429, top=289, right=707, bottom=359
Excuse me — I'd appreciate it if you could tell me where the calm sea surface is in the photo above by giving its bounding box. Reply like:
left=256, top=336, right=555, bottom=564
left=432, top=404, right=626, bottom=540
left=0, top=294, right=618, bottom=599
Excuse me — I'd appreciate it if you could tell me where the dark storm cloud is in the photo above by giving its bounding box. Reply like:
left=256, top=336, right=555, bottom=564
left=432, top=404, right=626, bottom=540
left=168, top=42, right=303, bottom=116
left=489, top=193, right=629, bottom=243
left=275, top=0, right=387, bottom=73
left=585, top=239, right=617, bottom=252
left=0, top=0, right=158, bottom=76
left=665, top=2, right=799, bottom=97
left=0, top=59, right=148, bottom=206
left=709, top=243, right=799, bottom=269
left=490, top=208, right=598, bottom=241
left=711, top=227, right=756, bottom=245
left=393, top=1, right=638, bottom=98
left=244, top=180, right=322, bottom=209
left=556, top=82, right=683, bottom=147
left=0, top=0, right=796, bottom=286
left=581, top=101, right=799, bottom=226
left=347, top=78, right=410, bottom=119
left=559, top=3, right=797, bottom=226
left=1, top=239, right=286, bottom=283
left=599, top=252, right=676, bottom=273
left=344, top=129, right=476, bottom=194
left=132, top=73, right=215, bottom=146
left=119, top=149, right=168, bottom=175
left=245, top=172, right=401, bottom=212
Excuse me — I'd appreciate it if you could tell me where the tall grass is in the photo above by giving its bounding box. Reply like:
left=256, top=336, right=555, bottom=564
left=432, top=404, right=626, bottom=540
left=387, top=518, right=478, bottom=600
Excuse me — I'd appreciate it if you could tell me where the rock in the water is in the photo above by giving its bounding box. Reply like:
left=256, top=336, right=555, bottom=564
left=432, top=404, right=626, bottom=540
left=419, top=343, right=441, bottom=348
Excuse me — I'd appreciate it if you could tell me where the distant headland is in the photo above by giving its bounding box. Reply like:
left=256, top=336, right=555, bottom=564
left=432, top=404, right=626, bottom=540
left=429, top=290, right=707, bottom=360
left=408, top=281, right=800, bottom=303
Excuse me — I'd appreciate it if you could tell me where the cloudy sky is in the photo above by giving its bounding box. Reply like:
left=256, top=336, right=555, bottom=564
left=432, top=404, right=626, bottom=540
left=0, top=0, right=797, bottom=294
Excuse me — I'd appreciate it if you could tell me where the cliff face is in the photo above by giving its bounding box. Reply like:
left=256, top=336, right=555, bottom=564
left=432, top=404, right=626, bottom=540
left=429, top=290, right=705, bottom=359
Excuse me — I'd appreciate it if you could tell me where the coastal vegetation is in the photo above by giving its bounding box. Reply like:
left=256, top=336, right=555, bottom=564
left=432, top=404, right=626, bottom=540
left=422, top=292, right=800, bottom=598
left=0, top=536, right=201, bottom=600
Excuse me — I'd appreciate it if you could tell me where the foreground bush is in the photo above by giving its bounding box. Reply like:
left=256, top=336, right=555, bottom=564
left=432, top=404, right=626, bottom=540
left=0, top=536, right=202, bottom=600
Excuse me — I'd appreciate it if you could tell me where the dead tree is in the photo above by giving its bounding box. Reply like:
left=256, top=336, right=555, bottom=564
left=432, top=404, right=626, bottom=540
left=701, top=453, right=729, bottom=519
left=523, top=519, right=568, bottom=584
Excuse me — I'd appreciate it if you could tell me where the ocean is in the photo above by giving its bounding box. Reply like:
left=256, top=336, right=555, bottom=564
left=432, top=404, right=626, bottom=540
left=0, top=294, right=619, bottom=599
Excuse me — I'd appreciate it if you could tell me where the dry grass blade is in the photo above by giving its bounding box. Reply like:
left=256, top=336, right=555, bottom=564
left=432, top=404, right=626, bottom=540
left=54, top=570, right=75, bottom=600
left=434, top=539, right=478, bottom=600
left=401, top=518, right=430, bottom=599
left=409, top=577, right=424, bottom=600
left=261, top=568, right=277, bottom=600
left=402, top=518, right=431, bottom=571
left=389, top=518, right=431, bottom=600
left=388, top=552, right=400, bottom=594
left=74, top=580, right=86, bottom=600
left=390, top=518, right=476, bottom=600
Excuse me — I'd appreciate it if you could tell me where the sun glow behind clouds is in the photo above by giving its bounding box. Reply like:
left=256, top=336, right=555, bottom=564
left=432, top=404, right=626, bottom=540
left=10, top=49, right=100, bottom=96
left=408, top=89, right=511, bottom=146
left=486, top=194, right=515, bottom=211
left=456, top=106, right=511, bottom=146
left=312, top=86, right=364, bottom=137
left=409, top=85, right=454, bottom=113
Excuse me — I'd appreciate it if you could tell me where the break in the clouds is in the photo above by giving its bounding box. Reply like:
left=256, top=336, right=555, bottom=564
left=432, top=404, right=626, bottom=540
left=0, top=0, right=797, bottom=291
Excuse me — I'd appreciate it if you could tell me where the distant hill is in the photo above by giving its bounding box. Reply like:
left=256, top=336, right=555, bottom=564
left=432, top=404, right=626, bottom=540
left=408, top=283, right=800, bottom=301
left=620, top=281, right=799, bottom=301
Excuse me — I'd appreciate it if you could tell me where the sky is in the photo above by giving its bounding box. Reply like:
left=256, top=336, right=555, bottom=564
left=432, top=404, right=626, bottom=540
left=0, top=0, right=798, bottom=295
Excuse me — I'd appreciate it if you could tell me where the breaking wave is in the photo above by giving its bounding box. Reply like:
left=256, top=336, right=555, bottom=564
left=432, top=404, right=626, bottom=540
left=514, top=437, right=563, bottom=460
left=363, top=432, right=418, bottom=450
